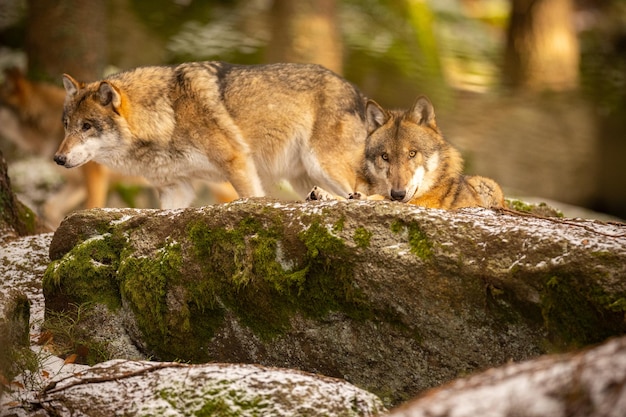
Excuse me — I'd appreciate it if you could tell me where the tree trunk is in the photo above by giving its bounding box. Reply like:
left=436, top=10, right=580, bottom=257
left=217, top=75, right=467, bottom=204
left=0, top=150, right=43, bottom=240
left=266, top=0, right=343, bottom=74
left=503, top=0, right=579, bottom=91
left=25, top=0, right=107, bottom=83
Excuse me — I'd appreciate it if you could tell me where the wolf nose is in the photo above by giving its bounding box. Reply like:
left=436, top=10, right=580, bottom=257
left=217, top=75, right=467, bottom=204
left=54, top=154, right=67, bottom=166
left=390, top=189, right=406, bottom=201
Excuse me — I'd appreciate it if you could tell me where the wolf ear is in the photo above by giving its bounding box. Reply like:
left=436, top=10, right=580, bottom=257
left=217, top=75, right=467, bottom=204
left=62, top=74, right=81, bottom=97
left=408, top=96, right=437, bottom=130
left=97, top=81, right=122, bottom=110
left=366, top=99, right=388, bottom=135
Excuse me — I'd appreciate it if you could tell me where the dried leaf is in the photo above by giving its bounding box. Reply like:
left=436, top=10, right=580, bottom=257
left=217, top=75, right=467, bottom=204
left=11, top=381, right=24, bottom=389
left=64, top=353, right=79, bottom=364
left=37, top=330, right=53, bottom=345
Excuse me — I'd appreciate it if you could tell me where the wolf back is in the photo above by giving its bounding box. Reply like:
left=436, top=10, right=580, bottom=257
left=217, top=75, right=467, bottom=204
left=56, top=62, right=369, bottom=208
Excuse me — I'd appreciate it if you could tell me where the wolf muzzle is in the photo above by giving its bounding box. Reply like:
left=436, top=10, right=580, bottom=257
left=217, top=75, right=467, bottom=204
left=54, top=154, right=67, bottom=166
left=390, top=189, right=406, bottom=201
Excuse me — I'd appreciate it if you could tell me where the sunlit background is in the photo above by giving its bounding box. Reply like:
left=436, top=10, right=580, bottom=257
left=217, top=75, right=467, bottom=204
left=1, top=0, right=625, bottom=225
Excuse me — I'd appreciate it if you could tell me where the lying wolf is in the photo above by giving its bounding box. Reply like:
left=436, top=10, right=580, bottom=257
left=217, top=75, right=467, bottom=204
left=308, top=96, right=504, bottom=209
left=55, top=62, right=369, bottom=209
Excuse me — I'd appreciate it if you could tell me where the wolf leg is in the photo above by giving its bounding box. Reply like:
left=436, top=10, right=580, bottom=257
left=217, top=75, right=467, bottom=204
left=465, top=176, right=505, bottom=209
left=83, top=162, right=110, bottom=208
left=159, top=181, right=196, bottom=209
left=306, top=186, right=347, bottom=201
left=221, top=154, right=266, bottom=198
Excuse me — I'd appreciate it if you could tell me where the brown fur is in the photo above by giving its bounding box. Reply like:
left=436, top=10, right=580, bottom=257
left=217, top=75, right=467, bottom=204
left=56, top=62, right=370, bottom=208
left=1, top=67, right=239, bottom=219
left=308, top=96, right=504, bottom=209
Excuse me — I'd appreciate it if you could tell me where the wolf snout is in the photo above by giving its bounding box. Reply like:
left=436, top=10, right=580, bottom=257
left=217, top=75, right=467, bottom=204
left=54, top=154, right=67, bottom=166
left=390, top=189, right=406, bottom=201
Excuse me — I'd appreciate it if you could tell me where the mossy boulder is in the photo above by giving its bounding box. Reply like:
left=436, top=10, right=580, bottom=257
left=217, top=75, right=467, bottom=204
left=43, top=198, right=626, bottom=406
left=35, top=360, right=386, bottom=416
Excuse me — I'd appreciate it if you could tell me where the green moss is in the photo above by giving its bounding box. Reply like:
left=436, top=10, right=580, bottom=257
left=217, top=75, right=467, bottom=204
left=16, top=202, right=37, bottom=234
left=298, top=219, right=370, bottom=319
left=159, top=381, right=268, bottom=416
left=541, top=275, right=626, bottom=349
left=195, top=395, right=267, bottom=417
left=391, top=220, right=433, bottom=260
left=505, top=199, right=563, bottom=217
left=187, top=215, right=373, bottom=343
left=187, top=217, right=299, bottom=341
left=118, top=241, right=182, bottom=351
left=0, top=188, right=37, bottom=236
left=43, top=233, right=125, bottom=311
left=195, top=398, right=238, bottom=417
left=390, top=219, right=403, bottom=234
left=353, top=227, right=372, bottom=249
left=506, top=199, right=535, bottom=212
left=333, top=215, right=346, bottom=233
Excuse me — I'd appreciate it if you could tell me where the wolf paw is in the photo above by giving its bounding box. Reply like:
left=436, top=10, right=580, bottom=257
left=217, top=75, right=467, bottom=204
left=306, top=186, right=335, bottom=201
left=348, top=192, right=362, bottom=200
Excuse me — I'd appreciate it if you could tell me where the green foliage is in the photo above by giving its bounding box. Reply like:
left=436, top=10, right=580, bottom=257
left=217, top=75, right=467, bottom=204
left=0, top=291, right=31, bottom=392
left=42, top=302, right=110, bottom=365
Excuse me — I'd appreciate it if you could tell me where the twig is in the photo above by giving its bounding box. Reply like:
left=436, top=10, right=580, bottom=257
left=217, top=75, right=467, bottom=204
left=40, top=361, right=188, bottom=396
left=495, top=207, right=626, bottom=238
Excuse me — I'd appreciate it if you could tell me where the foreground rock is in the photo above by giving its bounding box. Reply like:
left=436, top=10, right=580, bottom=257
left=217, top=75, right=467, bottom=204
left=388, top=335, right=626, bottom=417
left=0, top=233, right=384, bottom=417
left=0, top=234, right=53, bottom=402
left=43, top=199, right=626, bottom=405
left=0, top=151, right=49, bottom=399
left=30, top=360, right=385, bottom=416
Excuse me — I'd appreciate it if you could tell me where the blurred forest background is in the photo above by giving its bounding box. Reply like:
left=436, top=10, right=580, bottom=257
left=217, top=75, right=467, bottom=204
left=0, top=0, right=625, bottom=221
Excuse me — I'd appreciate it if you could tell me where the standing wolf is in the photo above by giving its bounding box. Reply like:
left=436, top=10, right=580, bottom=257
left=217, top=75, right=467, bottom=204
left=55, top=62, right=369, bottom=209
left=309, top=96, right=504, bottom=209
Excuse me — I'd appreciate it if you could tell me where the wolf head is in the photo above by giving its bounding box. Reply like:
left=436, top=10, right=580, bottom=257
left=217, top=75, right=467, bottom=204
left=363, top=96, right=461, bottom=203
left=54, top=74, right=126, bottom=169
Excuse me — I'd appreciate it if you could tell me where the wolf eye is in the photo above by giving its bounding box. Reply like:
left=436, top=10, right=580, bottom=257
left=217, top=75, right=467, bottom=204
left=81, top=122, right=92, bottom=131
left=409, top=150, right=417, bottom=158
left=381, top=153, right=389, bottom=161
